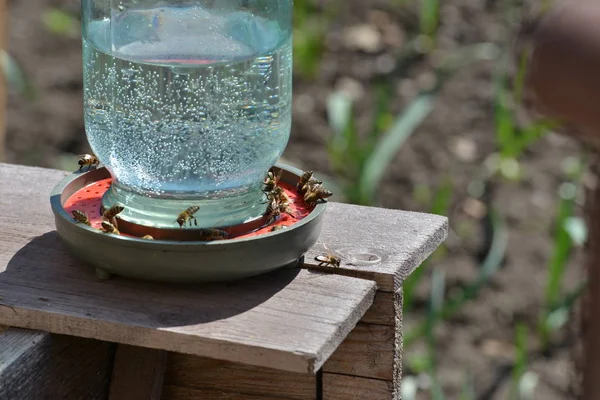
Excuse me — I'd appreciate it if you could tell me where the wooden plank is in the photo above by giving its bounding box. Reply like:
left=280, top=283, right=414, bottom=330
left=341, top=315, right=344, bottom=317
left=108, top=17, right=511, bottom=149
left=323, top=373, right=393, bottom=400
left=164, top=353, right=315, bottom=400
left=323, top=323, right=395, bottom=380
left=162, top=385, right=301, bottom=400
left=0, top=162, right=376, bottom=375
left=0, top=327, right=114, bottom=399
left=109, top=344, right=167, bottom=400
left=303, top=203, right=448, bottom=292
left=392, top=289, right=403, bottom=399
left=361, top=291, right=394, bottom=326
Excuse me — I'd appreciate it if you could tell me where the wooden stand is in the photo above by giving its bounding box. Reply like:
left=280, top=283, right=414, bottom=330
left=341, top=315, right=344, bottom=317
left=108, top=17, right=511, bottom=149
left=0, top=163, right=448, bottom=399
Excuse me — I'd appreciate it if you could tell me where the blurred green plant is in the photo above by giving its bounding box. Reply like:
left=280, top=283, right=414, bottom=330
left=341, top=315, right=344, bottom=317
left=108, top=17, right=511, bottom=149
left=538, top=157, right=587, bottom=350
left=42, top=8, right=79, bottom=38
left=417, top=0, right=440, bottom=53
left=403, top=177, right=452, bottom=312
left=326, top=43, right=499, bottom=205
left=293, top=0, right=340, bottom=79
left=490, top=54, right=560, bottom=181
left=405, top=206, right=508, bottom=347
left=0, top=50, right=35, bottom=101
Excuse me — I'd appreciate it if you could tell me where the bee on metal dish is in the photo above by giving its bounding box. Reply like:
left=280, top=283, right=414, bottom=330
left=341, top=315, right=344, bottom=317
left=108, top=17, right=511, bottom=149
left=263, top=169, right=283, bottom=193
left=199, top=228, right=229, bottom=241
left=304, top=184, right=333, bottom=207
left=102, top=204, right=124, bottom=228
left=77, top=154, right=99, bottom=171
left=100, top=221, right=120, bottom=235
left=297, top=170, right=314, bottom=193
left=271, top=225, right=287, bottom=232
left=301, top=177, right=323, bottom=195
left=72, top=210, right=91, bottom=226
left=264, top=197, right=282, bottom=224
left=268, top=186, right=292, bottom=205
left=141, top=235, right=154, bottom=240
left=176, top=206, right=200, bottom=228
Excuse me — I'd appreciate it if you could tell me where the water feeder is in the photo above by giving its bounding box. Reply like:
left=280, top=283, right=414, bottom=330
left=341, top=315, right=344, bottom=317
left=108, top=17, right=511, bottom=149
left=49, top=1, right=331, bottom=282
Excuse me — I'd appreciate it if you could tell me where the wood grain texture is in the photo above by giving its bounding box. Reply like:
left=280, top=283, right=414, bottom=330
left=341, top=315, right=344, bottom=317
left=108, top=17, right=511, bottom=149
left=361, top=291, right=394, bottom=326
left=303, top=203, right=448, bottom=292
left=164, top=353, right=315, bottom=400
left=109, top=344, right=167, bottom=400
left=323, top=323, right=395, bottom=380
left=162, top=385, right=303, bottom=400
left=0, top=163, right=377, bottom=374
left=393, top=289, right=403, bottom=399
left=0, top=327, right=115, bottom=399
left=323, top=373, right=393, bottom=400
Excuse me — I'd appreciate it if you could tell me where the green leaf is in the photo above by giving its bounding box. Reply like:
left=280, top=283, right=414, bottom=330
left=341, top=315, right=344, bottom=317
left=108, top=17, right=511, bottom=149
left=0, top=50, right=36, bottom=101
left=43, top=9, right=78, bottom=37
left=359, top=92, right=435, bottom=203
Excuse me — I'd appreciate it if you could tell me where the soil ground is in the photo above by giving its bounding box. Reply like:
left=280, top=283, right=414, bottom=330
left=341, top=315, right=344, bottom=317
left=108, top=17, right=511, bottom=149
left=4, top=0, right=586, bottom=398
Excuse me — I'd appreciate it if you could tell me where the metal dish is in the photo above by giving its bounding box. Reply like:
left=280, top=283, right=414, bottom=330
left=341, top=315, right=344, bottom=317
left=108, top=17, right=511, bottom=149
left=50, top=164, right=326, bottom=283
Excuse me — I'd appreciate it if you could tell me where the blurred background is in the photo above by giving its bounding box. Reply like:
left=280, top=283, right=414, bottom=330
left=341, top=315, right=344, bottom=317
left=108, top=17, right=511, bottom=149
left=1, top=0, right=589, bottom=398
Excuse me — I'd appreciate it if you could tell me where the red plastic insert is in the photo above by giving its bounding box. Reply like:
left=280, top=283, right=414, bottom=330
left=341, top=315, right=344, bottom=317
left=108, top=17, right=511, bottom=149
left=63, top=178, right=313, bottom=240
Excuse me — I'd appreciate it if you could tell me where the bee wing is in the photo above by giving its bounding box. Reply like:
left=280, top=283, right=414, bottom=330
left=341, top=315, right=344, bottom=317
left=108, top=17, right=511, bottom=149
left=315, top=255, right=330, bottom=263
left=275, top=169, right=283, bottom=183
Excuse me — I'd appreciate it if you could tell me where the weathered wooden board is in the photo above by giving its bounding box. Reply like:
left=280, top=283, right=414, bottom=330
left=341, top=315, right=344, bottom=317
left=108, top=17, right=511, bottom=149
left=164, top=353, right=316, bottom=400
left=323, top=323, right=395, bottom=380
left=0, top=327, right=114, bottom=399
left=304, top=203, right=447, bottom=292
left=323, top=373, right=393, bottom=400
left=0, top=163, right=377, bottom=374
left=162, top=385, right=300, bottom=400
left=109, top=344, right=167, bottom=400
left=361, top=291, right=395, bottom=326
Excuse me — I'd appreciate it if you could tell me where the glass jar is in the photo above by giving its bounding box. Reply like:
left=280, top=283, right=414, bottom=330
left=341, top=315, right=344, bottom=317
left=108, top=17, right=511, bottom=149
left=81, top=0, right=292, bottom=229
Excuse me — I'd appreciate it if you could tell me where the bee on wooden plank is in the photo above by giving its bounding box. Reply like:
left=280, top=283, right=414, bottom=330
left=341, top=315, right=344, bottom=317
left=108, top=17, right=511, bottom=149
left=141, top=235, right=154, bottom=240
left=263, top=169, right=283, bottom=193
left=314, top=243, right=343, bottom=268
left=77, top=154, right=99, bottom=171
left=176, top=206, right=200, bottom=228
left=72, top=210, right=91, bottom=226
left=304, top=184, right=333, bottom=207
left=100, top=221, right=120, bottom=235
left=102, top=204, right=124, bottom=228
left=315, top=254, right=341, bottom=268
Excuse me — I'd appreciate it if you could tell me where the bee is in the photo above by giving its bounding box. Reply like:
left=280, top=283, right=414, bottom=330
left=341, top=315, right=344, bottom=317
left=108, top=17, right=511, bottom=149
left=78, top=154, right=99, bottom=171
left=271, top=225, right=287, bottom=232
left=141, top=235, right=154, bottom=240
left=176, top=206, right=200, bottom=228
left=264, top=197, right=282, bottom=224
left=263, top=169, right=283, bottom=193
left=301, top=177, right=323, bottom=195
left=297, top=170, right=314, bottom=193
left=72, top=210, right=91, bottom=226
left=100, top=221, right=120, bottom=235
left=199, top=228, right=229, bottom=241
left=102, top=204, right=124, bottom=227
left=315, top=254, right=342, bottom=268
left=278, top=201, right=296, bottom=218
left=304, top=184, right=333, bottom=207
left=267, top=186, right=291, bottom=205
